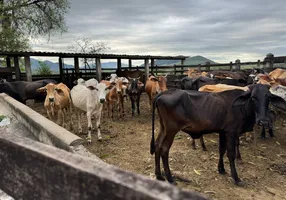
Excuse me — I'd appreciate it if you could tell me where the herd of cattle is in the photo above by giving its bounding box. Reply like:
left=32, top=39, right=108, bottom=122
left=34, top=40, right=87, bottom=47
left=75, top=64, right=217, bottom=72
left=1, top=67, right=286, bottom=186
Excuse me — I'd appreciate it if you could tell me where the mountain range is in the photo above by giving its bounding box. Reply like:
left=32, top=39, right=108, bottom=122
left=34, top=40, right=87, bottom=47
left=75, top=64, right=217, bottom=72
left=30, top=55, right=216, bottom=72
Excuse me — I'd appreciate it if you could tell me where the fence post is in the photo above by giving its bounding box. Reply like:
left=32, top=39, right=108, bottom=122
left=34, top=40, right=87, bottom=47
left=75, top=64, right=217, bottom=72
left=174, top=64, right=176, bottom=75
left=257, top=60, right=261, bottom=69
left=205, top=61, right=210, bottom=71
left=155, top=65, right=158, bottom=75
left=198, top=64, right=201, bottom=72
left=234, top=59, right=241, bottom=71
left=144, top=59, right=149, bottom=82
left=264, top=53, right=274, bottom=69
left=230, top=61, right=233, bottom=71
left=24, top=56, right=32, bottom=82
left=151, top=59, right=154, bottom=75
left=6, top=57, right=12, bottom=81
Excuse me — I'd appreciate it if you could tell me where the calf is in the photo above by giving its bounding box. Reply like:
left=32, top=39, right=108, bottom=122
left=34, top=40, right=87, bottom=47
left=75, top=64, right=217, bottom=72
left=37, top=83, right=72, bottom=128
left=145, top=75, right=168, bottom=109
left=150, top=84, right=286, bottom=185
left=71, top=78, right=112, bottom=143
left=127, top=77, right=144, bottom=116
left=106, top=78, right=125, bottom=119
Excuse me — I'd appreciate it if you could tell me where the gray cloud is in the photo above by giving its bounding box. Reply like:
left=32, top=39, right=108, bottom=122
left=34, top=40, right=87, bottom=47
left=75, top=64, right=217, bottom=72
left=32, top=0, right=286, bottom=64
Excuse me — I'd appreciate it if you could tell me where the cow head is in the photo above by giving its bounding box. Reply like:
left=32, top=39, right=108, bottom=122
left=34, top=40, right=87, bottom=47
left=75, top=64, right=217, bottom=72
left=86, top=81, right=113, bottom=104
left=37, top=83, right=64, bottom=104
left=73, top=78, right=85, bottom=85
left=232, top=84, right=286, bottom=127
left=128, top=77, right=144, bottom=95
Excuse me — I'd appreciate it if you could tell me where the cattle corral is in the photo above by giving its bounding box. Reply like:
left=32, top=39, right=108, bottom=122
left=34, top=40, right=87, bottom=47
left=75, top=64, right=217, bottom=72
left=27, top=92, right=286, bottom=200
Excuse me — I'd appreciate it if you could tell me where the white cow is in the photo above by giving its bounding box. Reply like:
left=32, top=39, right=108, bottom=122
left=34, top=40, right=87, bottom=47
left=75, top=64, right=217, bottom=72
left=270, top=84, right=286, bottom=101
left=71, top=78, right=111, bottom=143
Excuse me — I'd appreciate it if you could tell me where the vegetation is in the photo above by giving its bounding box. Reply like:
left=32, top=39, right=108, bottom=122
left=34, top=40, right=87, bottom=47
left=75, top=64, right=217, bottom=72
left=0, top=0, right=70, bottom=52
left=35, top=61, right=52, bottom=75
left=67, top=36, right=111, bottom=68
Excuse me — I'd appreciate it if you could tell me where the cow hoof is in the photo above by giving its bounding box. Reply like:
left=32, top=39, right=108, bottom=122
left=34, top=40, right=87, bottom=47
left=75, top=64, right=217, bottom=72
left=218, top=168, right=226, bottom=174
left=235, top=179, right=245, bottom=187
left=86, top=137, right=91, bottom=144
left=202, top=148, right=207, bottom=151
left=156, top=175, right=165, bottom=181
left=260, top=136, right=266, bottom=140
left=98, top=137, right=103, bottom=142
left=170, top=181, right=177, bottom=186
left=79, top=128, right=83, bottom=134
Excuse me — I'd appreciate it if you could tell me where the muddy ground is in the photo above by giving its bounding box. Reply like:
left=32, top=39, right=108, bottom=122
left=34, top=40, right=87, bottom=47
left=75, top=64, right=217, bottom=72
left=28, top=93, right=286, bottom=200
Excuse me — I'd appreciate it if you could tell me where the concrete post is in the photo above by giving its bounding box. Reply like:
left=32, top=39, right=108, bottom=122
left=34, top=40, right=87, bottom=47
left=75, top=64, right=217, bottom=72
left=24, top=56, right=32, bottom=82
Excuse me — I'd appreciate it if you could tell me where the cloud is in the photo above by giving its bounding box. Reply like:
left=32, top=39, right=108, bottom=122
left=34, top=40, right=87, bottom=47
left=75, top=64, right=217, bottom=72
left=31, top=0, right=286, bottom=64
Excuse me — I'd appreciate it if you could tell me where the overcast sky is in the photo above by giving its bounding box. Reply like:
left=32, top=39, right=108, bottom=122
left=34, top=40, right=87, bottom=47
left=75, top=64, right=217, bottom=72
left=31, top=0, right=286, bottom=64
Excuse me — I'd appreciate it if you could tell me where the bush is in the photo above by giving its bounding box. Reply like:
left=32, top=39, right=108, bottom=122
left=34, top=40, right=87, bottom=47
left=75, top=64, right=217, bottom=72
left=35, top=61, right=52, bottom=75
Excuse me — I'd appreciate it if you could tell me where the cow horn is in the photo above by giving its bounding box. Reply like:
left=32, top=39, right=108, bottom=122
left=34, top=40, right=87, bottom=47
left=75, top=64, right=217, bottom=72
left=164, top=73, right=169, bottom=78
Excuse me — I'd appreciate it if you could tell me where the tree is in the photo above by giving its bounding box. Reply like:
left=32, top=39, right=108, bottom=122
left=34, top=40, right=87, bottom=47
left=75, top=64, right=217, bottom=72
left=67, top=36, right=111, bottom=68
left=35, top=61, right=52, bottom=75
left=0, top=0, right=70, bottom=51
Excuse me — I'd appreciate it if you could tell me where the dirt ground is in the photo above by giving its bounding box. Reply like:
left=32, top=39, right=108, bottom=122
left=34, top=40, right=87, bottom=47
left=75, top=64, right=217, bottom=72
left=29, top=93, right=286, bottom=200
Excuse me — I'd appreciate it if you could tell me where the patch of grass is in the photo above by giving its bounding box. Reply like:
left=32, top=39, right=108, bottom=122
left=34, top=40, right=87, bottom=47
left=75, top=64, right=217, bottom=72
left=0, top=115, right=6, bottom=122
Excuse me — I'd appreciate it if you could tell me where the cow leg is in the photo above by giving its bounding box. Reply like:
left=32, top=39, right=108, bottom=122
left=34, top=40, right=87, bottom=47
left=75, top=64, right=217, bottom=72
left=261, top=126, right=266, bottom=139
left=47, top=109, right=52, bottom=120
left=226, top=134, right=244, bottom=186
left=61, top=109, right=66, bottom=128
left=236, top=137, right=241, bottom=160
left=131, top=99, right=135, bottom=116
left=200, top=136, right=207, bottom=151
left=191, top=138, right=196, bottom=150
left=56, top=109, right=61, bottom=125
left=95, top=109, right=102, bottom=141
left=218, top=133, right=226, bottom=174
left=155, top=120, right=165, bottom=181
left=77, top=111, right=82, bottom=133
left=86, top=111, right=92, bottom=143
left=136, top=97, right=140, bottom=115
left=161, top=131, right=177, bottom=184
left=149, top=95, right=152, bottom=110
left=268, top=127, right=274, bottom=137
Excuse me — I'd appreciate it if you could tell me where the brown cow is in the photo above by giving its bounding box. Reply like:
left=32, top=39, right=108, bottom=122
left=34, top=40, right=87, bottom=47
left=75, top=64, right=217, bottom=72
left=37, top=83, right=72, bottom=128
left=268, top=68, right=286, bottom=80
left=145, top=75, right=168, bottom=109
left=106, top=78, right=125, bottom=118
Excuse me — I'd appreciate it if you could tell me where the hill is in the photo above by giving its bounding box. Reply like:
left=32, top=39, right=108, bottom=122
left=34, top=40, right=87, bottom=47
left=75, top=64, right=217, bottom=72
left=30, top=59, right=127, bottom=73
left=139, top=55, right=217, bottom=66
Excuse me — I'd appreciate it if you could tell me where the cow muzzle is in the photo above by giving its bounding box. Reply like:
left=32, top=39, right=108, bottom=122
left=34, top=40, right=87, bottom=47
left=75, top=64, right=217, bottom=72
left=100, top=98, right=105, bottom=104
left=49, top=98, right=54, bottom=102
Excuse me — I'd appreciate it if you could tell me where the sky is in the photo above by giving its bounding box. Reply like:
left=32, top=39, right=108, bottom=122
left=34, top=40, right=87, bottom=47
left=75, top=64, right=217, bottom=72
left=31, top=0, right=286, bottom=65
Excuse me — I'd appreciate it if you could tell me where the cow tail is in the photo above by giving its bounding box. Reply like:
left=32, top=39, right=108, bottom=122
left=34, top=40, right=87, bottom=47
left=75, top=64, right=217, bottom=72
left=150, top=92, right=164, bottom=155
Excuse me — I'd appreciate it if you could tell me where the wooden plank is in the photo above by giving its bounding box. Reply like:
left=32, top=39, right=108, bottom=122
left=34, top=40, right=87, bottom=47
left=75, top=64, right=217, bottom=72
left=151, top=59, right=155, bottom=75
left=144, top=59, right=149, bottom=81
left=96, top=57, right=102, bottom=81
left=74, top=57, right=79, bottom=75
left=24, top=56, right=32, bottom=82
left=0, top=131, right=207, bottom=200
left=13, top=56, right=21, bottom=81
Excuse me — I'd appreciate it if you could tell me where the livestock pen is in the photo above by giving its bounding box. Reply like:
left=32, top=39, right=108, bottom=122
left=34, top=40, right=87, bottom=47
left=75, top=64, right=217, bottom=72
left=1, top=51, right=286, bottom=199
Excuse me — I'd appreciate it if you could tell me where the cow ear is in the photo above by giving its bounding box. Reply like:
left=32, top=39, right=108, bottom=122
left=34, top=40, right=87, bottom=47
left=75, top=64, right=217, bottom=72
left=107, top=84, right=114, bottom=90
left=150, top=77, right=158, bottom=82
left=232, top=91, right=251, bottom=107
left=36, top=87, right=46, bottom=93
left=270, top=94, right=286, bottom=111
left=87, top=85, right=98, bottom=91
left=55, top=88, right=64, bottom=96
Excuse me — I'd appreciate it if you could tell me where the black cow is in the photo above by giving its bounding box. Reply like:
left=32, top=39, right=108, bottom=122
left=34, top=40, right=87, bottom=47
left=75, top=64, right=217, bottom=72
left=127, top=77, right=144, bottom=116
left=150, top=84, right=286, bottom=185
left=0, top=79, right=57, bottom=104
left=181, top=76, right=246, bottom=91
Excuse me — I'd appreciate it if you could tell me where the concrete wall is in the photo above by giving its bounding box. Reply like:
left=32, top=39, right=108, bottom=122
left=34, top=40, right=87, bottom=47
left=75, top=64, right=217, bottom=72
left=0, top=130, right=208, bottom=200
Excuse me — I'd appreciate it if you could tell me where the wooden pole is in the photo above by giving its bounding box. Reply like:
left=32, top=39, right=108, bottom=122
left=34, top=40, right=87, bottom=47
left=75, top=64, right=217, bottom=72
left=13, top=56, right=21, bottom=81
left=235, top=59, right=241, bottom=71
left=96, top=57, right=102, bottom=81
left=129, top=59, right=132, bottom=70
left=151, top=59, right=155, bottom=75
left=6, top=57, right=12, bottom=81
left=144, top=59, right=149, bottom=81
left=230, top=61, right=233, bottom=71
left=117, top=58, right=122, bottom=71
left=74, top=57, right=79, bottom=79
left=59, top=57, right=64, bottom=82
left=24, top=56, right=32, bottom=82
left=257, top=60, right=261, bottom=68
left=205, top=61, right=210, bottom=71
